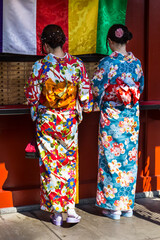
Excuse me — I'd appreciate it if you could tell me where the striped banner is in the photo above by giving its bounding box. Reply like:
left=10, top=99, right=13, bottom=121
left=0, top=0, right=3, bottom=53
left=0, top=0, right=127, bottom=55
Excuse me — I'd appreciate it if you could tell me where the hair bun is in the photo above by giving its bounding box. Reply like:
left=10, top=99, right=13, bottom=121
left=55, top=33, right=65, bottom=44
left=127, top=31, right=133, bottom=41
left=41, top=24, right=66, bottom=52
left=123, top=31, right=132, bottom=42
left=107, top=24, right=133, bottom=45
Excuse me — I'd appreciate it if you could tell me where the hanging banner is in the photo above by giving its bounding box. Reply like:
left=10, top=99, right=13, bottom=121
left=0, top=0, right=127, bottom=55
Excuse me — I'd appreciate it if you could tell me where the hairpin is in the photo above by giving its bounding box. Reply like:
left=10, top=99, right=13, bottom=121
left=115, top=28, right=124, bottom=38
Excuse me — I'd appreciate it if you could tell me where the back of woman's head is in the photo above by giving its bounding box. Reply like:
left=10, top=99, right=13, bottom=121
left=107, top=24, right=132, bottom=44
left=41, top=24, right=66, bottom=53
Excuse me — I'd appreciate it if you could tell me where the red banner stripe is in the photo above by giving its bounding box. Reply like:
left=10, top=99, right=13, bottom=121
left=36, top=0, right=68, bottom=55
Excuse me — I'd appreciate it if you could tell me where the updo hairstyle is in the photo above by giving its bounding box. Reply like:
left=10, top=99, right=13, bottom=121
left=41, top=24, right=66, bottom=54
left=107, top=24, right=132, bottom=45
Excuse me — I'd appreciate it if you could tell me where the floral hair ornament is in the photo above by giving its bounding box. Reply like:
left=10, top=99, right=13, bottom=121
left=115, top=28, right=124, bottom=38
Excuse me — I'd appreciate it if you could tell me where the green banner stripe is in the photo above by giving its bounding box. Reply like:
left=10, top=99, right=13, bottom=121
left=96, top=0, right=128, bottom=55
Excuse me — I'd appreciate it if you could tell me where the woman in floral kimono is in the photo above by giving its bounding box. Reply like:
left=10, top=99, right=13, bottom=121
left=25, top=25, right=93, bottom=226
left=92, top=24, right=144, bottom=220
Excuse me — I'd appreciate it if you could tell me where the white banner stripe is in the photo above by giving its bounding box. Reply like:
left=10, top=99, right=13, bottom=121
left=3, top=0, right=37, bottom=55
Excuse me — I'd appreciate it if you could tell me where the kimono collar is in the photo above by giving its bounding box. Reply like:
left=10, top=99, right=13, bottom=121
left=44, top=52, right=69, bottom=64
left=110, top=51, right=135, bottom=61
left=49, top=52, right=68, bottom=59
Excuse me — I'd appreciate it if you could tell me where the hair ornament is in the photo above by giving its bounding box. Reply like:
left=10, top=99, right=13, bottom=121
left=115, top=28, right=124, bottom=38
left=41, top=32, right=58, bottom=42
left=41, top=25, right=66, bottom=52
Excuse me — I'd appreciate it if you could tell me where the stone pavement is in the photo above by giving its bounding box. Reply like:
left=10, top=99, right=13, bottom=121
left=0, top=197, right=160, bottom=240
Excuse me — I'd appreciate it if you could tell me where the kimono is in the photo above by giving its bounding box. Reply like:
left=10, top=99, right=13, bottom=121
left=92, top=51, right=144, bottom=211
left=25, top=52, right=93, bottom=213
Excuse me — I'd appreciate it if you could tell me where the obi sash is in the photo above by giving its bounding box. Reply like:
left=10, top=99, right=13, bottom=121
left=41, top=78, right=77, bottom=109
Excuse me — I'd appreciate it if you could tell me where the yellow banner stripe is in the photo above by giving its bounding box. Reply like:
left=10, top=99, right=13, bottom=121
left=69, top=0, right=99, bottom=55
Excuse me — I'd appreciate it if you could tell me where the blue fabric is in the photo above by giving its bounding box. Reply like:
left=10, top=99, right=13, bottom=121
left=92, top=51, right=144, bottom=211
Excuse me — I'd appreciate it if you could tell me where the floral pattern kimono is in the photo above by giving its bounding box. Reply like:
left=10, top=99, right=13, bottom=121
left=92, top=51, right=144, bottom=211
left=25, top=52, right=93, bottom=213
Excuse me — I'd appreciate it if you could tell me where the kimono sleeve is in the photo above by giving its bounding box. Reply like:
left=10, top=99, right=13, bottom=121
left=138, top=64, right=144, bottom=94
left=91, top=60, right=108, bottom=111
left=24, top=60, right=43, bottom=121
left=77, top=62, right=93, bottom=112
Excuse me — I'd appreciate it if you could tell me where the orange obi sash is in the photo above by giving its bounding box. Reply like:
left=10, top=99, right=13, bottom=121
left=42, top=78, right=77, bottom=109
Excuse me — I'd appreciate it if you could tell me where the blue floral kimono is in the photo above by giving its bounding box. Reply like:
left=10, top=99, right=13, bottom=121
left=92, top=51, right=144, bottom=211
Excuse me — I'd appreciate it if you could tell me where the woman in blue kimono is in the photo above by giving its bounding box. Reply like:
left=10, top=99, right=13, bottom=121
left=92, top=24, right=144, bottom=220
